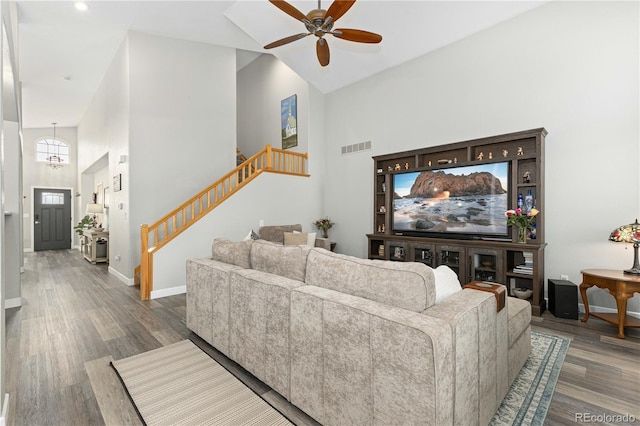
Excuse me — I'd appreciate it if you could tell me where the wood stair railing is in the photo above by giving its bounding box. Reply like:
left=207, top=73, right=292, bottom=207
left=135, top=145, right=309, bottom=300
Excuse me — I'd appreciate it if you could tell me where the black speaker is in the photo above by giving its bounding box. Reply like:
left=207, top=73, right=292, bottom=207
left=548, top=279, right=578, bottom=319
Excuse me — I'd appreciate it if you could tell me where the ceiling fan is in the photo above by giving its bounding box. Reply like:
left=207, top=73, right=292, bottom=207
left=263, top=0, right=382, bottom=67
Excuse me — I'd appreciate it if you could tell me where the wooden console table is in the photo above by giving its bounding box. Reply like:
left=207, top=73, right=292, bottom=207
left=580, top=269, right=640, bottom=338
left=82, top=229, right=109, bottom=264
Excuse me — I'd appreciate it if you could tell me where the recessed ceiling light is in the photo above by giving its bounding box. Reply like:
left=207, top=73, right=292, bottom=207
left=63, top=76, right=72, bottom=81
left=74, top=2, right=89, bottom=11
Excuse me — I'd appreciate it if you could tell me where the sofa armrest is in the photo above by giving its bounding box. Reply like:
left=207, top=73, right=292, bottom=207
left=422, top=289, right=508, bottom=425
left=463, top=281, right=506, bottom=311
left=314, top=237, right=331, bottom=250
left=290, top=285, right=454, bottom=426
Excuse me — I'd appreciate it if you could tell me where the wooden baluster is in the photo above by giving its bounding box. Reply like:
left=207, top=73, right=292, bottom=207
left=140, top=224, right=151, bottom=300
left=266, top=144, right=272, bottom=170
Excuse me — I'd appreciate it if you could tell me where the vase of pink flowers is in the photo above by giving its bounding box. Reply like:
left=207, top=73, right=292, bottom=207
left=505, top=208, right=539, bottom=243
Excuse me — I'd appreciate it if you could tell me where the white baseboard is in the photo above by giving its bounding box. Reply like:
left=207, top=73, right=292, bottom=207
left=108, top=266, right=135, bottom=286
left=24, top=248, right=33, bottom=253
left=578, top=303, right=640, bottom=319
left=151, top=285, right=186, bottom=299
left=544, top=297, right=640, bottom=319
left=5, top=297, right=22, bottom=309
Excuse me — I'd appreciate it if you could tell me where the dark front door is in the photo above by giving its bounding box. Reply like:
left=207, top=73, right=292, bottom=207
left=34, top=188, right=72, bottom=251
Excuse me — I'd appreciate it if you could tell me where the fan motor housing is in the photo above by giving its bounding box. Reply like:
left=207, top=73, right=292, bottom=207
left=305, top=9, right=333, bottom=35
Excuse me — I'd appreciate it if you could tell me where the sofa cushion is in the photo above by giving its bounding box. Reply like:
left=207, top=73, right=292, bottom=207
left=507, top=296, right=531, bottom=346
left=304, top=248, right=436, bottom=312
left=211, top=238, right=253, bottom=269
left=284, top=231, right=313, bottom=246
left=259, top=224, right=302, bottom=244
left=292, top=230, right=317, bottom=247
left=251, top=239, right=311, bottom=282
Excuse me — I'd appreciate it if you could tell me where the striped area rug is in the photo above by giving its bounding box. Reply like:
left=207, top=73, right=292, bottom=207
left=490, top=330, right=570, bottom=426
left=111, top=340, right=292, bottom=426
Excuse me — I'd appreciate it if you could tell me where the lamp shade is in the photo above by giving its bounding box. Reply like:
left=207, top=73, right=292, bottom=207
left=86, top=203, right=103, bottom=214
left=609, top=219, right=640, bottom=275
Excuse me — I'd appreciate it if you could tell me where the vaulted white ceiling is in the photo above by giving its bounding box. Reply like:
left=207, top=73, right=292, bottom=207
left=17, top=1, right=548, bottom=128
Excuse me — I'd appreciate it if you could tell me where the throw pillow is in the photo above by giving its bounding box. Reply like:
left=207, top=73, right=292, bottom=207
left=243, top=229, right=260, bottom=241
left=433, top=265, right=462, bottom=303
left=293, top=230, right=317, bottom=246
left=284, top=231, right=309, bottom=246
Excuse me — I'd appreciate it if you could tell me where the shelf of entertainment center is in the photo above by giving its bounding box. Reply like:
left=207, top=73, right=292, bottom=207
left=370, top=127, right=547, bottom=315
left=367, top=234, right=546, bottom=315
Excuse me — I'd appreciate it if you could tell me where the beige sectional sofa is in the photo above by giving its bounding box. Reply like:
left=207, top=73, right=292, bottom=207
left=186, top=238, right=531, bottom=425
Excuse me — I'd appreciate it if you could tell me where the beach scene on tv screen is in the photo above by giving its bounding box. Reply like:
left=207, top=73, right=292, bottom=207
left=393, top=162, right=509, bottom=235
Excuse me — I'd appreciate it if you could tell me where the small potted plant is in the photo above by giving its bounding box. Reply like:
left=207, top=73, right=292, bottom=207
left=314, top=217, right=335, bottom=239
left=74, top=215, right=94, bottom=237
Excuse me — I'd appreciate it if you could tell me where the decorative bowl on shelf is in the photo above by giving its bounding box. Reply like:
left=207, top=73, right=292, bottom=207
left=481, top=261, right=493, bottom=267
left=513, top=288, right=533, bottom=299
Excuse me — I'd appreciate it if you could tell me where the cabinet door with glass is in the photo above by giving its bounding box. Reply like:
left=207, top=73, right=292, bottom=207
left=410, top=243, right=436, bottom=267
left=386, top=241, right=408, bottom=262
left=436, top=244, right=466, bottom=283
left=468, top=247, right=504, bottom=284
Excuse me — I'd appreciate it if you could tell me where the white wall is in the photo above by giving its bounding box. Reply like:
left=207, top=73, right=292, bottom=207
left=3, top=121, right=21, bottom=304
left=1, top=0, right=20, bottom=415
left=78, top=31, right=238, bottom=284
left=22, top=127, right=78, bottom=251
left=237, top=54, right=310, bottom=157
left=323, top=1, right=639, bottom=313
left=78, top=36, right=130, bottom=278
left=152, top=51, right=327, bottom=295
left=153, top=171, right=324, bottom=296
left=127, top=32, right=237, bottom=289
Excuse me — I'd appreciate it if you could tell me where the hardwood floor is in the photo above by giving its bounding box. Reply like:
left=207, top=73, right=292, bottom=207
left=6, top=250, right=640, bottom=425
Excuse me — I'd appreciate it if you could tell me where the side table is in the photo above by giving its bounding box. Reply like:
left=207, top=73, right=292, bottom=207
left=83, top=229, right=109, bottom=264
left=580, top=269, right=640, bottom=338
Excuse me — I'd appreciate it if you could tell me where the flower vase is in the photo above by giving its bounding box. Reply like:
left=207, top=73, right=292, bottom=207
left=517, top=227, right=527, bottom=244
left=322, top=230, right=329, bottom=239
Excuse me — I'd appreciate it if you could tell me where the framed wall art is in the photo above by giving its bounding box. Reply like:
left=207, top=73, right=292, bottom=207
left=281, top=94, right=297, bottom=149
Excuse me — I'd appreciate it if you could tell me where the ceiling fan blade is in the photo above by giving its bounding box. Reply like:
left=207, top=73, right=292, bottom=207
left=333, top=28, right=382, bottom=44
left=316, top=38, right=330, bottom=67
left=264, top=33, right=310, bottom=49
left=268, top=0, right=308, bottom=22
left=324, top=0, right=356, bottom=23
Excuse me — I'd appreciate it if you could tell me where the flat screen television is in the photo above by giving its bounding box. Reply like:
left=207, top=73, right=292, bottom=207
left=392, top=162, right=510, bottom=238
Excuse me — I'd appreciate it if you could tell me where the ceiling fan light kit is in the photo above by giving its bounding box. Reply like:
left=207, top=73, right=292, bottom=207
left=264, top=0, right=382, bottom=67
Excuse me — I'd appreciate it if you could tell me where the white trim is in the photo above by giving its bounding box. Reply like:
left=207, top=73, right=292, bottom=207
left=5, top=298, right=22, bottom=309
left=578, top=303, right=640, bottom=320
left=108, top=267, right=134, bottom=286
left=151, top=285, right=186, bottom=299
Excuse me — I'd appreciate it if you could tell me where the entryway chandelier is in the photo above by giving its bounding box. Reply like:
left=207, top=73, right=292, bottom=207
left=47, top=122, right=63, bottom=170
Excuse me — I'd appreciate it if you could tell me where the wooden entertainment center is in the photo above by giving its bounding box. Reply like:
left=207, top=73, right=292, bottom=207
left=367, top=128, right=547, bottom=315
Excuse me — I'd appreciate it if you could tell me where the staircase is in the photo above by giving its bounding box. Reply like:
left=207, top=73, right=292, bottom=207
left=135, top=145, right=309, bottom=300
